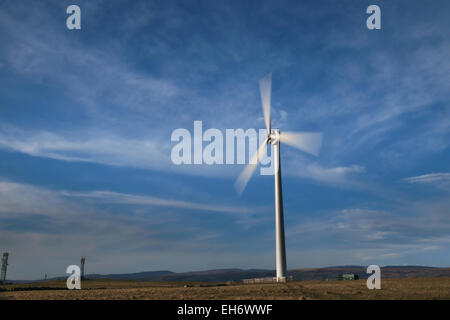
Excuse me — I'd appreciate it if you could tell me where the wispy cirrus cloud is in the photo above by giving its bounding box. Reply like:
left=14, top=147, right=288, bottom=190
left=62, top=190, right=255, bottom=215
left=0, top=3, right=180, bottom=116
left=0, top=126, right=254, bottom=178
left=0, top=128, right=170, bottom=170
left=285, top=155, right=365, bottom=187
left=304, top=163, right=365, bottom=185
left=0, top=179, right=254, bottom=217
left=404, top=173, right=450, bottom=184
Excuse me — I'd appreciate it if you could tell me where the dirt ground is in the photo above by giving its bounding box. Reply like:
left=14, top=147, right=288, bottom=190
left=1, top=277, right=449, bottom=300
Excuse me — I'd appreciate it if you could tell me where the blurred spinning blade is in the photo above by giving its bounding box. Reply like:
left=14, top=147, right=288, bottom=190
left=259, top=73, right=272, bottom=133
left=279, top=132, right=323, bottom=156
left=235, top=138, right=268, bottom=195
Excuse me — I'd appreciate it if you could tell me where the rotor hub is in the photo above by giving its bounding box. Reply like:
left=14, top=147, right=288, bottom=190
left=268, top=129, right=280, bottom=145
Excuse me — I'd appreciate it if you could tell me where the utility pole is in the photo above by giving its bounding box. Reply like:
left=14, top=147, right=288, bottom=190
left=80, top=257, right=85, bottom=280
left=1, top=253, right=9, bottom=283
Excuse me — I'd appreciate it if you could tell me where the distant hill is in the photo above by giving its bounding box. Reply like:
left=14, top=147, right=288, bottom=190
left=157, top=269, right=273, bottom=282
left=86, top=266, right=450, bottom=282
left=288, top=266, right=450, bottom=281
left=88, top=270, right=174, bottom=281
left=10, top=266, right=450, bottom=283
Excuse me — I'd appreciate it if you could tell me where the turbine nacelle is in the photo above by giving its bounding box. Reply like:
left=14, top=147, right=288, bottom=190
left=268, top=129, right=280, bottom=145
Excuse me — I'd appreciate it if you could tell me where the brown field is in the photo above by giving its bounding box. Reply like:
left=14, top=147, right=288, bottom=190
left=1, top=277, right=450, bottom=300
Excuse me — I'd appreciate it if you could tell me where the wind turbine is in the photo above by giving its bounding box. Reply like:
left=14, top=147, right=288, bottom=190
left=235, top=73, right=323, bottom=282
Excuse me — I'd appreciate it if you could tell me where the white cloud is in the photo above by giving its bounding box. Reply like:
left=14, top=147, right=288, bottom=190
left=0, top=180, right=254, bottom=217
left=0, top=128, right=170, bottom=170
left=306, top=163, right=364, bottom=182
left=0, top=126, right=266, bottom=180
left=62, top=190, right=255, bottom=215
left=404, top=172, right=450, bottom=185
left=286, top=159, right=365, bottom=187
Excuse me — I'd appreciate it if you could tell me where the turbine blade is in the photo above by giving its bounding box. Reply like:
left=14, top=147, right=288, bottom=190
left=259, top=73, right=272, bottom=133
left=235, top=138, right=268, bottom=195
left=279, top=132, right=323, bottom=156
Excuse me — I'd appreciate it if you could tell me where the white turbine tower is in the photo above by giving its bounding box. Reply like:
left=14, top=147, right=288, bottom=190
left=235, top=73, right=323, bottom=282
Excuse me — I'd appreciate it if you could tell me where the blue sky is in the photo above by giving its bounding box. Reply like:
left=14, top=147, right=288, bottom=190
left=0, top=0, right=449, bottom=279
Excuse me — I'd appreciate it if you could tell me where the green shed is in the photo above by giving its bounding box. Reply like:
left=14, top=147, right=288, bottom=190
left=338, top=274, right=359, bottom=280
